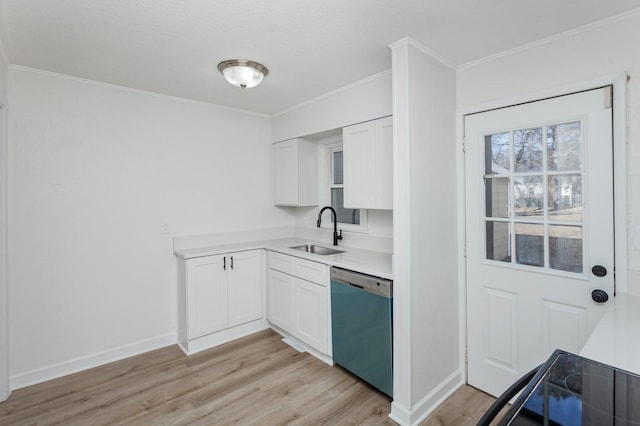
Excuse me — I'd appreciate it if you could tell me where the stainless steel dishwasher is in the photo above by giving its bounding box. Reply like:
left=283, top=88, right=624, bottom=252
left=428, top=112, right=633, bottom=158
left=330, top=267, right=393, bottom=397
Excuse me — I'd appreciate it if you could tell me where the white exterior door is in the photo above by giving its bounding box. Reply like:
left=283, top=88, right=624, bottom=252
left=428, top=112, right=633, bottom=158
left=465, top=88, right=615, bottom=397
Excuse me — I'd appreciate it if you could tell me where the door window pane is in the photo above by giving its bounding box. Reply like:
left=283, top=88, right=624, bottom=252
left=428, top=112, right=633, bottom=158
left=485, top=132, right=511, bottom=174
left=485, top=177, right=510, bottom=218
left=547, top=122, right=581, bottom=171
left=515, top=223, right=544, bottom=267
left=514, top=176, right=543, bottom=219
left=548, top=175, right=582, bottom=222
left=331, top=188, right=360, bottom=225
left=486, top=221, right=511, bottom=262
left=514, top=128, right=543, bottom=172
left=482, top=121, right=585, bottom=274
left=549, top=225, right=583, bottom=273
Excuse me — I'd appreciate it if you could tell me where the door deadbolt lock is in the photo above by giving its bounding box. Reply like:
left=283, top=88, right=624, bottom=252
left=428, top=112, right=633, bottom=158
left=591, top=289, right=609, bottom=303
left=592, top=265, right=607, bottom=277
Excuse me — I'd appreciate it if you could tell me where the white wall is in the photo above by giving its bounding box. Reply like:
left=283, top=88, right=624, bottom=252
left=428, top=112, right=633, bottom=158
left=390, top=39, right=459, bottom=425
left=457, top=10, right=640, bottom=295
left=271, top=71, right=392, bottom=143
left=293, top=207, right=393, bottom=252
left=7, top=67, right=293, bottom=387
left=0, top=39, right=9, bottom=401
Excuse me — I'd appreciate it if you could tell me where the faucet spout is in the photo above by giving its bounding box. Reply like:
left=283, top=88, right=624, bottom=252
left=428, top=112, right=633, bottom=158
left=317, top=206, right=343, bottom=246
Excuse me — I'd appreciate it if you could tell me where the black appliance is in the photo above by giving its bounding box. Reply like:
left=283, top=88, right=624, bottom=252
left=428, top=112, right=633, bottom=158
left=479, top=349, right=640, bottom=425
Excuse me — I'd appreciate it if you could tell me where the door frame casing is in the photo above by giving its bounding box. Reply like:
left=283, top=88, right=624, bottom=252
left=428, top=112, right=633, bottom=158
left=0, top=102, right=8, bottom=401
left=456, top=73, right=629, bottom=384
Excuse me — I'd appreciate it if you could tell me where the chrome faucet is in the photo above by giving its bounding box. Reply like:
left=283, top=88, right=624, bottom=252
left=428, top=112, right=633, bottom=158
left=317, top=206, right=343, bottom=246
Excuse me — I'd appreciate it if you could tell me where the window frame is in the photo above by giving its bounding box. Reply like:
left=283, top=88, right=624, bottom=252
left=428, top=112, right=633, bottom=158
left=322, top=142, right=368, bottom=233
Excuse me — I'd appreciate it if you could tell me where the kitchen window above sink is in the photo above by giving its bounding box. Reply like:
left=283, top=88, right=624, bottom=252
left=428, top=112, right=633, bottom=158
left=324, top=143, right=368, bottom=233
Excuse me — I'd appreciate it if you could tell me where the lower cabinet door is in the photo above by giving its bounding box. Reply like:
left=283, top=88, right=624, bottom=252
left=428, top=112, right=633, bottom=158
left=294, top=278, right=327, bottom=353
left=228, top=250, right=263, bottom=328
left=267, top=269, right=295, bottom=334
left=186, top=255, right=228, bottom=339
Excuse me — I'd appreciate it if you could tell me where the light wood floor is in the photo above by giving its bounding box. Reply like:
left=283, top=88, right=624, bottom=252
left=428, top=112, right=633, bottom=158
left=0, top=329, right=500, bottom=425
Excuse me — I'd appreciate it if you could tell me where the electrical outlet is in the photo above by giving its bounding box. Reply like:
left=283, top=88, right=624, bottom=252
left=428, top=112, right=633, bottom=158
left=161, top=222, right=169, bottom=234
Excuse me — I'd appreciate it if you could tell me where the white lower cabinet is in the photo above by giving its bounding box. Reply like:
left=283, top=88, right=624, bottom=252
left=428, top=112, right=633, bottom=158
left=294, top=278, right=327, bottom=352
left=267, top=251, right=329, bottom=355
left=267, top=268, right=295, bottom=334
left=227, top=251, right=263, bottom=328
left=183, top=250, right=263, bottom=342
left=186, top=254, right=229, bottom=339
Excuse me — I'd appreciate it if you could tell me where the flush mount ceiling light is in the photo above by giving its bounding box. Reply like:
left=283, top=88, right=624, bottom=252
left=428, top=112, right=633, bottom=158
left=217, top=59, right=269, bottom=89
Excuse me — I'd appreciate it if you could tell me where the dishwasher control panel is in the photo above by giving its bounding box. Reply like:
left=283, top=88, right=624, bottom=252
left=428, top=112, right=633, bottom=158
left=330, top=267, right=392, bottom=298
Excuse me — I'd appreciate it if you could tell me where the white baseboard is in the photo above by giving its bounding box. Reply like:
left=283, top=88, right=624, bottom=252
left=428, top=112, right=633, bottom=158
left=0, top=383, right=9, bottom=402
left=179, top=320, right=270, bottom=355
left=389, top=370, right=463, bottom=426
left=10, top=332, right=177, bottom=390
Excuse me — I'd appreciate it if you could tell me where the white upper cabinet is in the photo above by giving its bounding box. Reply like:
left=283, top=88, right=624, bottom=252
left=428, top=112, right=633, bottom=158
left=343, top=116, right=393, bottom=210
left=273, top=138, right=318, bottom=206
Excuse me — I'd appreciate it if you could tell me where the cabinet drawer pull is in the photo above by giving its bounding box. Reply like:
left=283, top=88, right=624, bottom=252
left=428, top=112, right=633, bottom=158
left=223, top=256, right=226, bottom=270
left=231, top=256, right=234, bottom=270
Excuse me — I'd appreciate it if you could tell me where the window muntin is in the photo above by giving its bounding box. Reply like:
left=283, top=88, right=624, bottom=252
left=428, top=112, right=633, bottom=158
left=483, top=120, right=583, bottom=274
left=325, top=145, right=366, bottom=231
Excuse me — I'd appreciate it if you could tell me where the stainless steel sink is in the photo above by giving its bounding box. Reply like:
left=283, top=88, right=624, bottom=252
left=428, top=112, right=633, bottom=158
left=289, top=244, right=344, bottom=256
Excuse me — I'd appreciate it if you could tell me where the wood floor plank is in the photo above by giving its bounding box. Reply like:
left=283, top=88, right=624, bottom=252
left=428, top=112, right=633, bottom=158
left=0, top=329, right=501, bottom=425
left=420, top=384, right=504, bottom=426
left=58, top=332, right=296, bottom=425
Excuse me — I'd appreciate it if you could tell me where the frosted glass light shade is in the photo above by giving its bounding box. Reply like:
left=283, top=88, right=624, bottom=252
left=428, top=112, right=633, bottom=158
left=217, top=60, right=269, bottom=89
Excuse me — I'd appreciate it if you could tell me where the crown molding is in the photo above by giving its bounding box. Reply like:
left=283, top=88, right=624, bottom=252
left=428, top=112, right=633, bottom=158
left=388, top=37, right=456, bottom=70
left=458, top=7, right=640, bottom=70
left=271, top=69, right=392, bottom=117
left=7, top=65, right=271, bottom=118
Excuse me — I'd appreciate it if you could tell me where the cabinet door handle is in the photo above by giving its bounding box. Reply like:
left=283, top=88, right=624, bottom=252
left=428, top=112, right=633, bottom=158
left=230, top=256, right=234, bottom=270
left=223, top=256, right=226, bottom=270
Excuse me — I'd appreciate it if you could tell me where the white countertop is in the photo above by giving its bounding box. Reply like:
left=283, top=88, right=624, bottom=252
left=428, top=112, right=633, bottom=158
left=174, top=237, right=393, bottom=279
left=580, top=293, right=640, bottom=375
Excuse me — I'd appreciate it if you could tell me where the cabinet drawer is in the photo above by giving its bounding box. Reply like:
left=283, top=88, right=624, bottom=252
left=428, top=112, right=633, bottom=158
left=293, top=257, right=327, bottom=286
left=268, top=251, right=295, bottom=274
left=268, top=251, right=328, bottom=286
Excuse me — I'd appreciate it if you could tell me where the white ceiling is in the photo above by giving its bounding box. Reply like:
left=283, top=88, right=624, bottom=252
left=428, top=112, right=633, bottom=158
left=1, top=0, right=639, bottom=115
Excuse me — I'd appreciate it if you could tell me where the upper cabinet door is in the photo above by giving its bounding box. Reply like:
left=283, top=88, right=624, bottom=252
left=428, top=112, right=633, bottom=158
left=343, top=116, right=393, bottom=210
left=344, top=120, right=376, bottom=209
left=273, top=138, right=318, bottom=206
left=375, top=117, right=393, bottom=210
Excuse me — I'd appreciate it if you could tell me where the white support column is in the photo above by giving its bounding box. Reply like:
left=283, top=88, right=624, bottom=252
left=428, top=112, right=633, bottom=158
left=390, top=39, right=413, bottom=424
left=0, top=104, right=8, bottom=402
left=0, top=40, right=10, bottom=401
left=389, top=38, right=462, bottom=425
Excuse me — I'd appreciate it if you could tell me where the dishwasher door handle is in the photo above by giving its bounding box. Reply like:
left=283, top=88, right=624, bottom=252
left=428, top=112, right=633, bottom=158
left=349, top=283, right=364, bottom=290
